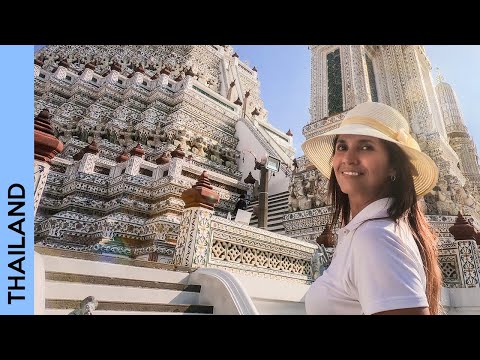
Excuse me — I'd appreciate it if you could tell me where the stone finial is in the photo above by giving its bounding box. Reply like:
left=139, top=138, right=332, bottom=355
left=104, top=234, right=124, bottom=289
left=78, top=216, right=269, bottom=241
left=134, top=64, right=145, bottom=73
left=171, top=144, right=185, bottom=159
left=115, top=151, right=129, bottom=163
left=85, top=60, right=97, bottom=70
left=230, top=80, right=236, bottom=88
left=156, top=152, right=171, bottom=165
left=110, top=61, right=122, bottom=72
left=252, top=66, right=257, bottom=72
left=181, top=171, right=220, bottom=210
left=251, top=108, right=260, bottom=116
left=316, top=224, right=335, bottom=248
left=244, top=172, right=257, bottom=184
left=185, top=67, right=195, bottom=77
left=73, top=140, right=99, bottom=161
left=58, top=58, right=69, bottom=68
left=84, top=140, right=99, bottom=155
left=286, top=129, right=293, bottom=136
left=151, top=73, right=159, bottom=80
left=232, top=52, right=239, bottom=58
left=234, top=97, right=243, bottom=106
left=245, top=90, right=250, bottom=98
left=159, top=66, right=171, bottom=75
left=449, top=212, right=480, bottom=245
left=34, top=109, right=64, bottom=163
left=130, top=143, right=145, bottom=157
left=34, top=54, right=45, bottom=66
left=174, top=74, right=183, bottom=82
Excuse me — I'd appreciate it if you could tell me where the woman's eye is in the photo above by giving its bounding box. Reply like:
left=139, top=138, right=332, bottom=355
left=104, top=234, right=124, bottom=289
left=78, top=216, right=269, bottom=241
left=361, top=145, right=372, bottom=150
left=336, top=144, right=346, bottom=151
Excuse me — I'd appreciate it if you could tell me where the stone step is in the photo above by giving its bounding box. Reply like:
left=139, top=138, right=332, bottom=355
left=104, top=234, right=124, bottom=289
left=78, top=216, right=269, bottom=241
left=45, top=309, right=210, bottom=315
left=247, top=196, right=289, bottom=208
left=35, top=246, right=191, bottom=272
left=249, top=203, right=289, bottom=212
left=45, top=299, right=214, bottom=314
left=45, top=280, right=201, bottom=305
left=249, top=213, right=287, bottom=222
left=248, top=191, right=289, bottom=204
left=250, top=211, right=287, bottom=221
left=40, top=253, right=191, bottom=284
left=46, top=272, right=200, bottom=292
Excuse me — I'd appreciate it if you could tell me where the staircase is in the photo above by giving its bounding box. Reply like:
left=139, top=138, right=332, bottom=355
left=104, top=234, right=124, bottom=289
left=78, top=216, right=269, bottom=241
left=35, top=247, right=214, bottom=315
left=246, top=191, right=289, bottom=234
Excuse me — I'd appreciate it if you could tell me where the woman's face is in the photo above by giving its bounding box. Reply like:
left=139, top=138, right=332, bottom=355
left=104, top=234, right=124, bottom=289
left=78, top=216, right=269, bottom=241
left=332, top=134, right=395, bottom=204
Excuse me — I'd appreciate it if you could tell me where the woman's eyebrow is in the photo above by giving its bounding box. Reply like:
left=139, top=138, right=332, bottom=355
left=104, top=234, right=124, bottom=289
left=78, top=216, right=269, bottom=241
left=336, top=138, right=376, bottom=144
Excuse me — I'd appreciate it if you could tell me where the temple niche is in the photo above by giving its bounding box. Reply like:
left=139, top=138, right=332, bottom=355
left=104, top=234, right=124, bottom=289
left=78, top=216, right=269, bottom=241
left=34, top=45, right=295, bottom=262
left=285, top=45, right=480, bottom=244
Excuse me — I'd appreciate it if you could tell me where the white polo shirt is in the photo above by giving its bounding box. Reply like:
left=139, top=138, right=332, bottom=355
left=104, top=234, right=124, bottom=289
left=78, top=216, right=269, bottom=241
left=305, top=198, right=428, bottom=315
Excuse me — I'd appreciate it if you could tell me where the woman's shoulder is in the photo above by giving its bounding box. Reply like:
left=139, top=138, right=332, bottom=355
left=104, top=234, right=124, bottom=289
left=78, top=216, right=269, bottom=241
left=351, top=218, right=404, bottom=251
left=354, top=216, right=397, bottom=233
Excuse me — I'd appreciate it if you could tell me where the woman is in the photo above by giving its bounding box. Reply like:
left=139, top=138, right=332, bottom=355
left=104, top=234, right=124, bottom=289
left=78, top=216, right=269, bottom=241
left=302, top=102, right=442, bottom=315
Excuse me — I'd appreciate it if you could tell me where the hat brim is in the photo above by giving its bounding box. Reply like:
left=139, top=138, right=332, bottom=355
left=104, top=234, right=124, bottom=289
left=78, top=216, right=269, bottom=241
left=301, top=124, right=439, bottom=198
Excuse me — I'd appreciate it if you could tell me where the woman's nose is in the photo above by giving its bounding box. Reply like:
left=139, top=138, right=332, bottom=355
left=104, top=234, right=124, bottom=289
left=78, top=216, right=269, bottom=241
left=342, top=149, right=359, bottom=164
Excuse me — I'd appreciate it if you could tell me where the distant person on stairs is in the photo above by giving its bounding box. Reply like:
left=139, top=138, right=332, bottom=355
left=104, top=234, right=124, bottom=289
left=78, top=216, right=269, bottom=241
left=233, top=194, right=247, bottom=216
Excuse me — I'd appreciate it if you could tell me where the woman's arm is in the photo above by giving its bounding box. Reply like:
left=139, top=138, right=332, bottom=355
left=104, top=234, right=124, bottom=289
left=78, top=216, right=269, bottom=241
left=373, top=307, right=429, bottom=315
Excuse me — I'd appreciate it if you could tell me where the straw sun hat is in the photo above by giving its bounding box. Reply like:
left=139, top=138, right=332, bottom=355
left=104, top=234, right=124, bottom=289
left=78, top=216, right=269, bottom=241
left=301, top=102, right=439, bottom=197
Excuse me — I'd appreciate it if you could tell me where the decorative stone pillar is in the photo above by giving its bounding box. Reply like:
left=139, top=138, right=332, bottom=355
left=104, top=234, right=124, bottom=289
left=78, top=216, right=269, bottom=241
left=349, top=45, right=369, bottom=106
left=173, top=171, right=220, bottom=268
left=123, top=143, right=144, bottom=176
left=79, top=61, right=96, bottom=82
left=34, top=109, right=64, bottom=217
left=167, top=145, right=185, bottom=178
left=316, top=224, right=335, bottom=248
left=129, top=67, right=145, bottom=85
left=156, top=73, right=169, bottom=87
left=448, top=212, right=480, bottom=287
left=74, top=140, right=99, bottom=174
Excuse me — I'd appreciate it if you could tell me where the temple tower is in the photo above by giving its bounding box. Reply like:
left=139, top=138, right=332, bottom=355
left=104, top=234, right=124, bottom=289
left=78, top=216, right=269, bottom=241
left=435, top=69, right=480, bottom=192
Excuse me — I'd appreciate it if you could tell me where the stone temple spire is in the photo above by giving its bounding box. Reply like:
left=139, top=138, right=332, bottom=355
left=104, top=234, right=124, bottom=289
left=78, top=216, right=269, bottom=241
left=435, top=70, right=480, bottom=186
left=435, top=67, right=445, bottom=84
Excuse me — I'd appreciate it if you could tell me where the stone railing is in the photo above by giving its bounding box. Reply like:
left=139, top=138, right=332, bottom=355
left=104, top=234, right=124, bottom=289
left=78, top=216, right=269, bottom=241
left=173, top=171, right=317, bottom=284
left=438, top=212, right=480, bottom=288
left=439, top=240, right=480, bottom=288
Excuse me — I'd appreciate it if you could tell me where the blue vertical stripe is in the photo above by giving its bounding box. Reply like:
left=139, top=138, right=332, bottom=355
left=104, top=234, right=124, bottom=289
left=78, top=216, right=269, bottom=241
left=0, top=46, right=34, bottom=314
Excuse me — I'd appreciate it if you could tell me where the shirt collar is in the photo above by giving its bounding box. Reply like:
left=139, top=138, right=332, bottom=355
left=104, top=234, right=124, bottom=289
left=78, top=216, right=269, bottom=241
left=343, top=197, right=393, bottom=232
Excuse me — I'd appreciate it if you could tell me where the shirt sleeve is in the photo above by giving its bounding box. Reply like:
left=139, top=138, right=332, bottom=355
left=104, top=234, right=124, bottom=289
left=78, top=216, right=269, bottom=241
left=349, top=224, right=428, bottom=315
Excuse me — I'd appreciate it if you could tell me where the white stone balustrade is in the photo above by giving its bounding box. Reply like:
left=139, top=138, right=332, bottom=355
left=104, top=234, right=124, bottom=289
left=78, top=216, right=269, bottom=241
left=174, top=205, right=317, bottom=284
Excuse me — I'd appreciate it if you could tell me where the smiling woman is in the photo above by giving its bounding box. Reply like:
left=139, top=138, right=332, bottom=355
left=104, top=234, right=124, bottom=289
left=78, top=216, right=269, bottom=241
left=302, top=102, right=443, bottom=315
left=332, top=135, right=395, bottom=218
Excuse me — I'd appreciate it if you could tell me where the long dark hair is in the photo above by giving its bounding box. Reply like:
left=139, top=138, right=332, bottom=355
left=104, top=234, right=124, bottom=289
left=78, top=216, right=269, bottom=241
left=327, top=136, right=442, bottom=314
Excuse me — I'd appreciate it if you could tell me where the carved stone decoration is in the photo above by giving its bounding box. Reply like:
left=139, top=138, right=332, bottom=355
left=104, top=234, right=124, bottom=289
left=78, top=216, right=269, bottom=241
left=68, top=296, right=98, bottom=315
left=115, top=151, right=129, bottom=163
left=130, top=143, right=145, bottom=157
left=156, top=152, right=171, bottom=165
left=34, top=109, right=64, bottom=163
left=449, top=212, right=480, bottom=245
left=181, top=171, right=220, bottom=210
left=73, top=140, right=99, bottom=161
left=316, top=224, right=335, bottom=248
left=170, top=144, right=185, bottom=159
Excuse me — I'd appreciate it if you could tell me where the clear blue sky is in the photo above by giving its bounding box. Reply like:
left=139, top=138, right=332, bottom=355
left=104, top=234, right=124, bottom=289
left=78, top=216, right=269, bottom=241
left=34, top=45, right=480, bottom=158
left=233, top=45, right=480, bottom=157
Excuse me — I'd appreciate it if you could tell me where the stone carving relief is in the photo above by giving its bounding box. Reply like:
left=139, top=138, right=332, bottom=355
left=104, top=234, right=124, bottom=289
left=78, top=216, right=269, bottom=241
left=190, top=136, right=207, bottom=157
left=288, top=170, right=329, bottom=212
left=425, top=179, right=479, bottom=217
left=173, top=129, right=190, bottom=151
